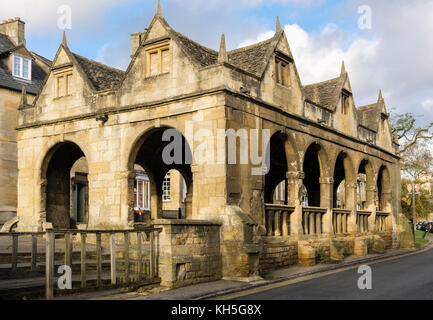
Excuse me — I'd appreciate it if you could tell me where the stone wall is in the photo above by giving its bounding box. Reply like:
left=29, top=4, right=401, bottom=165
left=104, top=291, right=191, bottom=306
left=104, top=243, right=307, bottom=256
left=152, top=219, right=222, bottom=288
left=0, top=88, right=34, bottom=225
left=259, top=238, right=298, bottom=272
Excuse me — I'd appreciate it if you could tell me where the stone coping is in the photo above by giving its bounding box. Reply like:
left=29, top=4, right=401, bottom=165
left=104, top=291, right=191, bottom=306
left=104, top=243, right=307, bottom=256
left=151, top=219, right=221, bottom=227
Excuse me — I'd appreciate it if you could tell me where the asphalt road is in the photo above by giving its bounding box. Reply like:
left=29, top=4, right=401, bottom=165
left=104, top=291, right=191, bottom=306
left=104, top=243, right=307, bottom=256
left=233, top=248, right=433, bottom=300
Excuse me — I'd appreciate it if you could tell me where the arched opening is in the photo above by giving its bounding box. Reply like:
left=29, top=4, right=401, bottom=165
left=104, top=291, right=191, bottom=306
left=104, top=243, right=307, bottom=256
left=162, top=169, right=188, bottom=219
left=357, top=159, right=374, bottom=211
left=42, top=142, right=88, bottom=229
left=303, top=144, right=322, bottom=207
left=265, top=133, right=288, bottom=204
left=377, top=165, right=391, bottom=212
left=333, top=153, right=346, bottom=209
left=333, top=152, right=354, bottom=209
left=129, top=127, right=193, bottom=222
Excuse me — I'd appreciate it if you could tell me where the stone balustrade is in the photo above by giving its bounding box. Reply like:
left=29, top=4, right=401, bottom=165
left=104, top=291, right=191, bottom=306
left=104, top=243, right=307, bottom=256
left=357, top=210, right=371, bottom=233
left=302, top=207, right=327, bottom=235
left=332, top=209, right=351, bottom=234
left=264, top=204, right=295, bottom=237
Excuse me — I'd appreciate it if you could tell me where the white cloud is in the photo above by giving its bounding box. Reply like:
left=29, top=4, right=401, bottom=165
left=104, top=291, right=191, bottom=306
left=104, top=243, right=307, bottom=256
left=237, top=22, right=380, bottom=106
left=0, top=0, right=133, bottom=35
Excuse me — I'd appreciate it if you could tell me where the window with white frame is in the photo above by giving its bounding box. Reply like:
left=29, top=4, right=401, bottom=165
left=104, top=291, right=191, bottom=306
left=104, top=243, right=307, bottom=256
left=274, top=181, right=285, bottom=202
left=134, top=174, right=150, bottom=211
left=162, top=172, right=171, bottom=202
left=13, top=55, right=32, bottom=80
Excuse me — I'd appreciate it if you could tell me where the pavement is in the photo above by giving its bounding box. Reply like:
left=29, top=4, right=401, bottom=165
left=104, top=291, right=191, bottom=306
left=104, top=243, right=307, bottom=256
left=53, top=238, right=433, bottom=300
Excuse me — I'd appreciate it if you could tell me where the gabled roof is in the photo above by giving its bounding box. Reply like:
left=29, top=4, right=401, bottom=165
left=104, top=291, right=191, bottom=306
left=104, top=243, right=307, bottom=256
left=139, top=15, right=283, bottom=79
left=0, top=33, right=50, bottom=95
left=72, top=53, right=124, bottom=91
left=228, top=33, right=281, bottom=78
left=303, top=75, right=345, bottom=111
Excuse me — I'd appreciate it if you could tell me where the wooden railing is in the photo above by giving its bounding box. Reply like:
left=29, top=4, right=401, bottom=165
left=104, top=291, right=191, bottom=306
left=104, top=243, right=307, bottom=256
left=332, top=209, right=351, bottom=234
left=44, top=228, right=161, bottom=299
left=0, top=232, right=45, bottom=274
left=357, top=210, right=371, bottom=233
left=376, top=212, right=390, bottom=232
left=264, top=204, right=295, bottom=237
left=302, top=207, right=327, bottom=235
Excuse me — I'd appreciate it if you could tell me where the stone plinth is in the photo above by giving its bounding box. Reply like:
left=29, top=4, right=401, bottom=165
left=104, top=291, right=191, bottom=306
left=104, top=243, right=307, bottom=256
left=152, top=219, right=222, bottom=288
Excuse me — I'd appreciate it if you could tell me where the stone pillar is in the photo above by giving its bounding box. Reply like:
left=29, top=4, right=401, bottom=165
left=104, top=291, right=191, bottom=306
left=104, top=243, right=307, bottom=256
left=366, top=186, right=377, bottom=233
left=190, top=165, right=199, bottom=219
left=345, top=182, right=357, bottom=233
left=286, top=171, right=304, bottom=236
left=319, top=177, right=333, bottom=235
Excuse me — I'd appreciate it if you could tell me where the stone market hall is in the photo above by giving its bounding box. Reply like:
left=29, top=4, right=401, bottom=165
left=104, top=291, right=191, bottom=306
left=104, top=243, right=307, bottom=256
left=15, top=2, right=405, bottom=286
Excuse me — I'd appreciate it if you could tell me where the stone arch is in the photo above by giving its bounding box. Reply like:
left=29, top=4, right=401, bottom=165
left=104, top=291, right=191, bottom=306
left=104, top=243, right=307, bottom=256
left=128, top=126, right=193, bottom=221
left=40, top=141, right=89, bottom=229
left=332, top=151, right=356, bottom=209
left=377, top=165, right=392, bottom=212
left=264, top=132, right=289, bottom=203
left=302, top=142, right=329, bottom=207
left=357, top=158, right=375, bottom=211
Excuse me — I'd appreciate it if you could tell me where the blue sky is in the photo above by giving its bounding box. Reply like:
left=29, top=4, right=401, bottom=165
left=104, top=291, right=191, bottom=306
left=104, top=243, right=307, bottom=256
left=2, top=0, right=433, bottom=124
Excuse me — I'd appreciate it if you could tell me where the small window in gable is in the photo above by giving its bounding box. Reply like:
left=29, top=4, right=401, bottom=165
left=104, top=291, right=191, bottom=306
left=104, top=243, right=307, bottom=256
left=55, top=68, right=74, bottom=98
left=12, top=55, right=32, bottom=80
left=342, top=92, right=350, bottom=115
left=275, top=56, right=290, bottom=87
left=145, top=41, right=170, bottom=77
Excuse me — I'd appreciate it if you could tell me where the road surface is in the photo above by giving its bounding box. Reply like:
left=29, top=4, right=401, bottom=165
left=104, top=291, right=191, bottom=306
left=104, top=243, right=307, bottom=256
left=229, top=247, right=433, bottom=300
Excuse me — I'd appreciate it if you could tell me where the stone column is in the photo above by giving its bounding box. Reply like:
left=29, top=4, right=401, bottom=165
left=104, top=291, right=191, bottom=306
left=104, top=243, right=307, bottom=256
left=190, top=165, right=199, bottom=219
left=319, top=177, right=333, bottom=235
left=366, top=186, right=377, bottom=233
left=345, top=182, right=357, bottom=233
left=286, top=171, right=304, bottom=236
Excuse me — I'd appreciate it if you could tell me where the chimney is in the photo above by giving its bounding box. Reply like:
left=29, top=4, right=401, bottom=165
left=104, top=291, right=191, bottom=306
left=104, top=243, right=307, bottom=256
left=0, top=18, right=26, bottom=46
left=131, top=31, right=143, bottom=57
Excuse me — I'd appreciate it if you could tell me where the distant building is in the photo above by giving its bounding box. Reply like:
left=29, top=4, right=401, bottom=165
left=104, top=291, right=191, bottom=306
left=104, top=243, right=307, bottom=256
left=0, top=18, right=50, bottom=226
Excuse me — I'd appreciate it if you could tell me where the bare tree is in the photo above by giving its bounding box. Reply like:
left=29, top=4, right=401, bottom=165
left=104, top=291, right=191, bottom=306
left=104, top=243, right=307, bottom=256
left=391, top=112, right=433, bottom=156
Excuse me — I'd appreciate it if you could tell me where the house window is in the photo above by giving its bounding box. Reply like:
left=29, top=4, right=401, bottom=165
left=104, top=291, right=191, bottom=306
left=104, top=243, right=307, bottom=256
left=134, top=174, right=150, bottom=211
left=275, top=181, right=285, bottom=202
left=275, top=56, right=290, bottom=87
left=162, top=172, right=171, bottom=202
left=146, top=42, right=170, bottom=77
left=12, top=55, right=32, bottom=80
left=56, top=72, right=74, bottom=98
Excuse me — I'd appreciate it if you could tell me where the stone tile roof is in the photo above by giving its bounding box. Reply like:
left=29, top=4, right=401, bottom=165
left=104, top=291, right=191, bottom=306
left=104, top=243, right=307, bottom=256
left=0, top=34, right=15, bottom=54
left=228, top=35, right=279, bottom=78
left=303, top=76, right=344, bottom=111
left=30, top=51, right=52, bottom=67
left=356, top=103, right=381, bottom=132
left=167, top=21, right=280, bottom=78
left=171, top=30, right=218, bottom=67
left=72, top=53, right=125, bottom=91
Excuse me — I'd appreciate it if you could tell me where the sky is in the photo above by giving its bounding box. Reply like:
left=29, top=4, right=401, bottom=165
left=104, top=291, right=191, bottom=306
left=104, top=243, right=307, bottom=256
left=1, top=0, right=433, bottom=123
